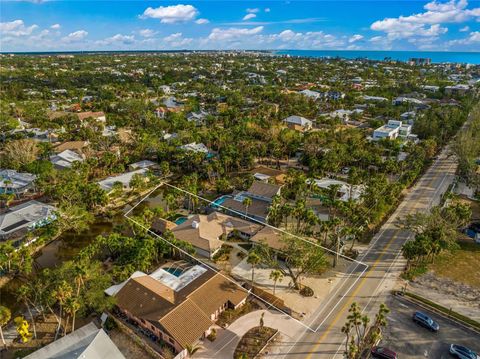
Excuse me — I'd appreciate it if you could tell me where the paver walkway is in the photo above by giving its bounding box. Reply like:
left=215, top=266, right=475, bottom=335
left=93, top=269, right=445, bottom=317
left=195, top=309, right=305, bottom=359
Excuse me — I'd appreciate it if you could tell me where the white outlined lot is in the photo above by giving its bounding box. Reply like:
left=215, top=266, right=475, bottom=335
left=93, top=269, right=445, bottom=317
left=124, top=182, right=369, bottom=332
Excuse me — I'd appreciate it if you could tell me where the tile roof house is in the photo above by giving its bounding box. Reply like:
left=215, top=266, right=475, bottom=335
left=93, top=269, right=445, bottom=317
left=0, top=170, right=37, bottom=196
left=106, top=264, right=248, bottom=356
left=0, top=200, right=57, bottom=240
left=25, top=322, right=125, bottom=359
left=50, top=149, right=85, bottom=170
left=171, top=212, right=262, bottom=258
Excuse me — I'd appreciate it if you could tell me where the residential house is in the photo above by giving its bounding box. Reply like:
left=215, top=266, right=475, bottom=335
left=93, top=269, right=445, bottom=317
left=97, top=169, right=149, bottom=193
left=50, top=149, right=85, bottom=170
left=128, top=160, right=157, bottom=171
left=76, top=111, right=106, bottom=125
left=307, top=178, right=364, bottom=202
left=323, top=91, right=345, bottom=101
left=171, top=212, right=262, bottom=258
left=25, top=322, right=125, bottom=359
left=0, top=170, right=36, bottom=197
left=163, top=97, right=184, bottom=110
left=445, top=84, right=470, bottom=96
left=222, top=181, right=282, bottom=222
left=0, top=200, right=57, bottom=240
left=372, top=120, right=412, bottom=141
left=178, top=142, right=210, bottom=155
left=186, top=110, right=209, bottom=126
left=53, top=141, right=89, bottom=154
left=363, top=95, right=388, bottom=102
left=252, top=166, right=286, bottom=184
left=284, top=115, right=313, bottom=131
left=298, top=89, right=321, bottom=101
left=105, top=264, right=248, bottom=357
left=421, top=85, right=440, bottom=93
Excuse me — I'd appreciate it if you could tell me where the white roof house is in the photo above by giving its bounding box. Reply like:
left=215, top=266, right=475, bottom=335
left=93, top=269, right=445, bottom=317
left=308, top=178, right=364, bottom=202
left=284, top=115, right=313, bottom=129
left=25, top=322, right=125, bottom=359
left=98, top=169, right=148, bottom=192
left=0, top=170, right=36, bottom=194
left=179, top=142, right=209, bottom=154
left=0, top=200, right=57, bottom=239
left=373, top=120, right=412, bottom=141
left=298, top=89, right=322, bottom=100
left=50, top=150, right=85, bottom=169
left=363, top=95, right=388, bottom=102
left=128, top=160, right=157, bottom=170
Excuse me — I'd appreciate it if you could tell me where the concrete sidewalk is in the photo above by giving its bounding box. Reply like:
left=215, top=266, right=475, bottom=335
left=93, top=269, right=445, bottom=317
left=195, top=309, right=305, bottom=359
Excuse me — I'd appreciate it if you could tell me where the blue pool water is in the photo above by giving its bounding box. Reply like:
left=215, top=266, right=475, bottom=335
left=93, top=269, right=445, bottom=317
left=163, top=267, right=183, bottom=277
left=211, top=195, right=232, bottom=208
left=174, top=217, right=188, bottom=225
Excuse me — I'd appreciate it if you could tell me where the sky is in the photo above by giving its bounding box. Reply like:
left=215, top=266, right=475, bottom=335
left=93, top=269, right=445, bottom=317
left=0, top=0, right=479, bottom=52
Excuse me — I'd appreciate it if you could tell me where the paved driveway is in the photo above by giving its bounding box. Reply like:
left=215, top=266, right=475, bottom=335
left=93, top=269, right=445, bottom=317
left=195, top=309, right=305, bottom=359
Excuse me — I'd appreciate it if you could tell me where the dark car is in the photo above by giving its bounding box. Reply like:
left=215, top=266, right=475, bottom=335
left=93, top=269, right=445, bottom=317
left=371, top=346, right=398, bottom=359
left=449, top=344, right=479, bottom=359
left=412, top=311, right=439, bottom=332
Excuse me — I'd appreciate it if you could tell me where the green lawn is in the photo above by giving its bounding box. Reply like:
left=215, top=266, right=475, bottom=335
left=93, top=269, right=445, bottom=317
left=430, top=240, right=480, bottom=289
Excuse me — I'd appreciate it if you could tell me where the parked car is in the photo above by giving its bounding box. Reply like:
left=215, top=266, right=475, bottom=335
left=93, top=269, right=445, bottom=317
left=371, top=346, right=398, bottom=359
left=412, top=311, right=439, bottom=331
left=449, top=344, right=479, bottom=359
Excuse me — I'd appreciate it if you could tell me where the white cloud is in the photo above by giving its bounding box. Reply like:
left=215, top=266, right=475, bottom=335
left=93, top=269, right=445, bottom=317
left=62, top=30, right=88, bottom=42
left=459, top=25, right=470, bottom=31
left=98, top=34, right=135, bottom=45
left=139, top=29, right=157, bottom=37
left=50, top=23, right=61, bottom=30
left=141, top=5, right=199, bottom=23
left=208, top=26, right=264, bottom=41
left=163, top=32, right=192, bottom=47
left=0, top=20, right=38, bottom=36
left=195, top=18, right=209, bottom=25
left=246, top=8, right=260, bottom=13
left=164, top=32, right=183, bottom=42
left=264, top=8, right=271, bottom=13
left=349, top=34, right=364, bottom=43
left=371, top=0, right=479, bottom=39
left=243, top=13, right=256, bottom=21
left=447, top=30, right=480, bottom=46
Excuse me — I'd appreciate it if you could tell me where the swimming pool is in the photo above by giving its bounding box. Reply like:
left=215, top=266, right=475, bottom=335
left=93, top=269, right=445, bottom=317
left=174, top=216, right=188, bottom=225
left=211, top=195, right=232, bottom=208
left=163, top=267, right=184, bottom=277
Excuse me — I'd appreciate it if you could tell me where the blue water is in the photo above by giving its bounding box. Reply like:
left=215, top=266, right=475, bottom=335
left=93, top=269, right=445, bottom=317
left=163, top=267, right=183, bottom=277
left=211, top=195, right=232, bottom=208
left=174, top=217, right=188, bottom=225
left=275, top=50, right=480, bottom=64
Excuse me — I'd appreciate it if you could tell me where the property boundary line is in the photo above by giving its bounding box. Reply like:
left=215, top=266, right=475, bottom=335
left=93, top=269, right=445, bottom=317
left=123, top=182, right=368, bottom=333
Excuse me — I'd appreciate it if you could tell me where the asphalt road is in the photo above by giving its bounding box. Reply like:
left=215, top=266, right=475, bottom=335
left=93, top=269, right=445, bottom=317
left=383, top=295, right=480, bottom=358
left=277, top=143, right=459, bottom=359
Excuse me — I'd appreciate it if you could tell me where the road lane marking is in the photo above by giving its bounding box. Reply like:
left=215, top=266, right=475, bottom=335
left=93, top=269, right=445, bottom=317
left=305, top=229, right=401, bottom=359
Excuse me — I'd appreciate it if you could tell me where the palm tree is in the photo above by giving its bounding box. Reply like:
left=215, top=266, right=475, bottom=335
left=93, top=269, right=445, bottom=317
left=242, top=197, right=252, bottom=218
left=185, top=343, right=202, bottom=357
left=247, top=251, right=261, bottom=287
left=0, top=305, right=11, bottom=348
left=64, top=297, right=80, bottom=334
left=269, top=270, right=283, bottom=295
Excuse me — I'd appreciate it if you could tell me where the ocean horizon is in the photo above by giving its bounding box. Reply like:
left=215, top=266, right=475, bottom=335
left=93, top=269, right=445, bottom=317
left=275, top=50, right=480, bottom=64
left=2, top=49, right=480, bottom=64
